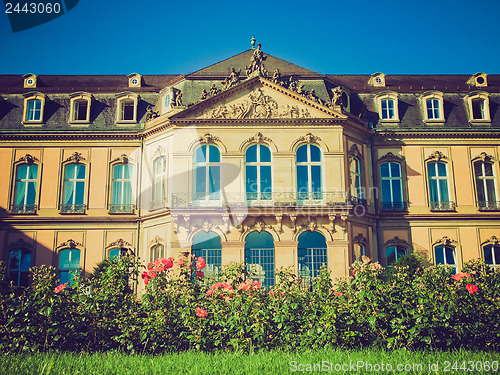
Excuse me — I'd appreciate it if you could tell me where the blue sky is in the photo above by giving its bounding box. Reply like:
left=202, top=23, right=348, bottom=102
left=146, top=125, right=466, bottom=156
left=1, top=0, right=499, bottom=75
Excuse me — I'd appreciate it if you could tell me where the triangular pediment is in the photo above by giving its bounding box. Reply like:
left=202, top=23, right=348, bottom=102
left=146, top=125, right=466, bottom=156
left=171, top=77, right=346, bottom=120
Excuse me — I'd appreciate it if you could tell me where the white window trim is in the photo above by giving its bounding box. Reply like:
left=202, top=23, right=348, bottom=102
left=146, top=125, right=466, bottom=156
left=464, top=91, right=491, bottom=123
left=116, top=92, right=139, bottom=124
left=69, top=92, right=93, bottom=124
left=22, top=92, right=46, bottom=124
left=419, top=91, right=444, bottom=123
left=375, top=92, right=399, bottom=122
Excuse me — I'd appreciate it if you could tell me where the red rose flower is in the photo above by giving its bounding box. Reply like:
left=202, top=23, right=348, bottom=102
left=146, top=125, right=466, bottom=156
left=451, top=272, right=471, bottom=281
left=335, top=292, right=343, bottom=296
left=195, top=271, right=204, bottom=280
left=141, top=271, right=151, bottom=286
left=206, top=290, right=213, bottom=297
left=166, top=257, right=174, bottom=269
left=195, top=308, right=208, bottom=318
left=54, top=284, right=67, bottom=293
left=466, top=284, right=479, bottom=294
left=196, top=257, right=206, bottom=270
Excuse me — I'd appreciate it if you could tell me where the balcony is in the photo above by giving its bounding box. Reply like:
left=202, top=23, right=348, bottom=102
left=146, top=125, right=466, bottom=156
left=478, top=201, right=500, bottom=211
left=381, top=202, right=408, bottom=212
left=60, top=204, right=86, bottom=214
left=108, top=204, right=135, bottom=214
left=430, top=201, right=456, bottom=211
left=170, top=192, right=348, bottom=208
left=10, top=204, right=37, bottom=214
left=149, top=199, right=166, bottom=210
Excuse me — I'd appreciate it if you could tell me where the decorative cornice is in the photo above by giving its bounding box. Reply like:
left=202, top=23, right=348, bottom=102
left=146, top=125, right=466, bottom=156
left=65, top=152, right=86, bottom=163
left=108, top=238, right=133, bottom=249
left=18, top=154, right=39, bottom=164
left=383, top=236, right=411, bottom=249
left=472, top=152, right=496, bottom=163
left=352, top=233, right=368, bottom=246
left=425, top=150, right=447, bottom=162
left=432, top=236, right=458, bottom=247
left=58, top=239, right=83, bottom=249
left=378, top=152, right=405, bottom=163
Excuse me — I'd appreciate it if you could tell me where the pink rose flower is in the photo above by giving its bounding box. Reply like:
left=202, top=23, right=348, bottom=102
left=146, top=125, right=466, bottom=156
left=466, top=284, right=479, bottom=294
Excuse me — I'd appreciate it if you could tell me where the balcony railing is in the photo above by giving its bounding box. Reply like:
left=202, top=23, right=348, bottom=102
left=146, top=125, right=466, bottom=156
left=11, top=204, right=37, bottom=214
left=381, top=202, right=408, bottom=212
left=430, top=201, right=456, bottom=211
left=149, top=199, right=166, bottom=210
left=108, top=204, right=135, bottom=213
left=171, top=192, right=348, bottom=208
left=60, top=204, right=86, bottom=213
left=478, top=201, right=500, bottom=211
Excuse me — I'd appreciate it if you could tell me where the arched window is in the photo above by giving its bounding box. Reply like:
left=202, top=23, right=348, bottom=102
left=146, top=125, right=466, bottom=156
left=419, top=91, right=444, bottom=122
left=380, top=162, right=404, bottom=211
left=245, top=144, right=272, bottom=202
left=296, top=144, right=322, bottom=201
left=12, top=162, right=38, bottom=213
left=193, top=145, right=221, bottom=203
left=150, top=244, right=164, bottom=260
left=474, top=160, right=497, bottom=210
left=435, top=245, right=456, bottom=272
left=297, top=231, right=327, bottom=288
left=61, top=163, right=86, bottom=213
left=8, top=248, right=31, bottom=287
left=483, top=244, right=500, bottom=270
left=245, top=231, right=275, bottom=288
left=58, top=248, right=81, bottom=285
left=427, top=161, right=452, bottom=210
left=152, top=156, right=167, bottom=208
left=350, top=157, right=362, bottom=200
left=110, top=162, right=134, bottom=213
left=386, top=246, right=406, bottom=265
left=192, top=231, right=222, bottom=278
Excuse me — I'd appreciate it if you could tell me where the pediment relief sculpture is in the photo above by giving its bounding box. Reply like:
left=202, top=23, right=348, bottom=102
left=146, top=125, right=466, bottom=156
left=65, top=152, right=86, bottom=163
left=426, top=150, right=447, bottom=162
left=108, top=238, right=133, bottom=249
left=58, top=239, right=83, bottom=249
left=19, top=154, right=39, bottom=164
left=383, top=236, right=411, bottom=249
left=378, top=152, right=405, bottom=163
left=432, top=236, right=458, bottom=247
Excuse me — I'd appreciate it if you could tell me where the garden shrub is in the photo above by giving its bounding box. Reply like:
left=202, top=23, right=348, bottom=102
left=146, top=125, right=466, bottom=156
left=0, top=256, right=499, bottom=353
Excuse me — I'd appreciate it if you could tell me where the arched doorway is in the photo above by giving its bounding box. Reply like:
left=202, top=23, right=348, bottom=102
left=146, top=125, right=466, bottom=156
left=297, top=231, right=327, bottom=287
left=192, top=231, right=222, bottom=277
left=244, top=231, right=275, bottom=288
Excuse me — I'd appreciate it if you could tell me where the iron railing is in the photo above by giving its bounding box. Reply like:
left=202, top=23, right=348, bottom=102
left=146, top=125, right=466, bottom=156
left=11, top=204, right=37, bottom=213
left=381, top=202, right=408, bottom=212
left=60, top=204, right=86, bottom=213
left=149, top=199, right=166, bottom=210
left=108, top=204, right=135, bottom=213
left=171, top=192, right=348, bottom=208
left=430, top=201, right=456, bottom=211
left=478, top=201, right=500, bottom=211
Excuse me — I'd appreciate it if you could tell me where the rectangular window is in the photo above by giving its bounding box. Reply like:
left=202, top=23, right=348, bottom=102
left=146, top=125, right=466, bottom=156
left=381, top=99, right=395, bottom=119
left=58, top=248, right=80, bottom=285
left=472, top=99, right=486, bottom=120
left=13, top=163, right=38, bottom=213
left=26, top=99, right=42, bottom=121
left=426, top=99, right=441, bottom=120
left=121, top=101, right=135, bottom=121
left=62, top=164, right=86, bottom=213
left=110, top=164, right=134, bottom=212
left=74, top=101, right=88, bottom=121
left=8, top=249, right=31, bottom=287
left=380, top=162, right=404, bottom=210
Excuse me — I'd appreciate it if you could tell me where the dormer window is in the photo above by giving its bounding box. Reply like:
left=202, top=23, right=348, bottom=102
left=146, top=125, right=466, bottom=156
left=116, top=92, right=139, bottom=124
left=69, top=92, right=92, bottom=124
left=23, top=73, right=37, bottom=88
left=368, top=73, right=386, bottom=87
left=22, top=92, right=46, bottom=124
left=466, top=72, right=488, bottom=88
left=465, top=92, right=490, bottom=122
left=127, top=73, right=142, bottom=88
left=375, top=92, right=399, bottom=122
left=419, top=91, right=444, bottom=123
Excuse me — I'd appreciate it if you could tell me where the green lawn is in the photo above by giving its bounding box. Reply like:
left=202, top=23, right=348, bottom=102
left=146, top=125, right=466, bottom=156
left=1, top=349, right=499, bottom=374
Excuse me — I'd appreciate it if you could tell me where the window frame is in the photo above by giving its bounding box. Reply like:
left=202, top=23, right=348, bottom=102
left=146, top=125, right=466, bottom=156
left=379, top=161, right=405, bottom=211
left=465, top=91, right=491, bottom=123
left=295, top=143, right=324, bottom=202
left=434, top=244, right=457, bottom=270
left=375, top=92, right=399, bottom=122
left=425, top=157, right=455, bottom=211
left=116, top=92, right=139, bottom=124
left=245, top=144, right=273, bottom=203
left=483, top=243, right=500, bottom=270
left=10, top=155, right=41, bottom=214
left=22, top=92, right=46, bottom=124
left=109, top=156, right=135, bottom=214
left=57, top=244, right=82, bottom=285
left=151, top=155, right=167, bottom=209
left=193, top=144, right=221, bottom=204
left=69, top=92, right=92, bottom=124
left=419, top=91, right=444, bottom=123
left=472, top=156, right=498, bottom=210
left=60, top=154, right=88, bottom=214
left=385, top=246, right=407, bottom=265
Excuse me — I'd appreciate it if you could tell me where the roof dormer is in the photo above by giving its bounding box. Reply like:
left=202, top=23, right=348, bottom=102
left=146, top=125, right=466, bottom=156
left=466, top=72, right=488, bottom=88
left=23, top=73, right=37, bottom=89
left=127, top=73, right=142, bottom=88
left=368, top=73, right=386, bottom=87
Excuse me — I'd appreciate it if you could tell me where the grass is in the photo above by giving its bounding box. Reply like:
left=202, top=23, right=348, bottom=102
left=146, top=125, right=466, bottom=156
left=1, top=348, right=499, bottom=374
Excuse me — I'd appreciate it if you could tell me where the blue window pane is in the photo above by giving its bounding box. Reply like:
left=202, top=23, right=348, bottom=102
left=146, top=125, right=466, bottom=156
left=261, top=166, right=272, bottom=193
left=194, top=146, right=207, bottom=163
left=27, top=181, right=37, bottom=204
left=390, top=163, right=401, bottom=177
left=429, top=179, right=438, bottom=202
left=311, top=165, right=321, bottom=192
left=297, top=166, right=308, bottom=192
left=76, top=164, right=86, bottom=179
left=70, top=249, right=80, bottom=268
left=435, top=246, right=445, bottom=264
left=123, top=165, right=133, bottom=179
left=380, top=163, right=390, bottom=178
left=438, top=179, right=449, bottom=201
left=112, top=181, right=121, bottom=203
left=246, top=166, right=257, bottom=193
left=59, top=250, right=71, bottom=269
left=310, top=145, right=321, bottom=162
left=445, top=247, right=455, bottom=265
left=21, top=252, right=31, bottom=270
left=381, top=180, right=392, bottom=202
left=386, top=246, right=396, bottom=264
left=109, top=248, right=120, bottom=259
left=260, top=145, right=271, bottom=162
left=66, top=164, right=75, bottom=178
left=484, top=245, right=493, bottom=264
left=392, top=180, right=402, bottom=202
left=209, top=145, right=220, bottom=162
left=16, top=164, right=27, bottom=179
left=63, top=181, right=74, bottom=204
left=113, top=165, right=123, bottom=179
left=195, top=166, right=206, bottom=194
left=428, top=163, right=436, bottom=177
left=246, top=145, right=257, bottom=162
left=296, top=145, right=308, bottom=162
left=75, top=182, right=85, bottom=204
left=437, top=162, right=446, bottom=177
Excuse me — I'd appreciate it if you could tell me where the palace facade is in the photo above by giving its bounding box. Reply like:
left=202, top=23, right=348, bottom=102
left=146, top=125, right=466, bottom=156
left=1, top=46, right=499, bottom=288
